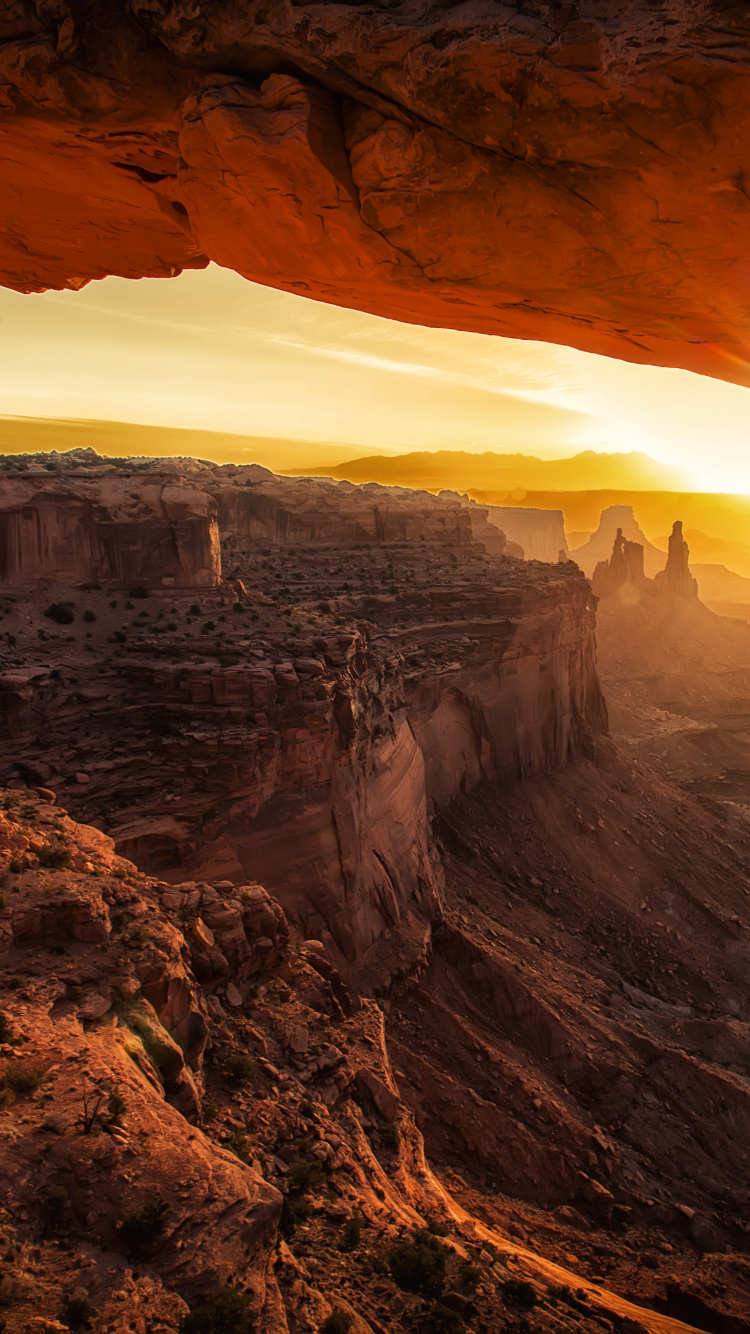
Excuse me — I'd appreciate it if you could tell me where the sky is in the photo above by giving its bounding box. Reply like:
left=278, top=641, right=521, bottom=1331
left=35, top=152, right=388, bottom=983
left=1, top=262, right=750, bottom=490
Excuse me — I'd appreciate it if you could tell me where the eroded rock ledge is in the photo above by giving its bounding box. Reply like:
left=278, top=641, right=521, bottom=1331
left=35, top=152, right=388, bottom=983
left=3, top=2, right=750, bottom=380
left=0, top=456, right=605, bottom=986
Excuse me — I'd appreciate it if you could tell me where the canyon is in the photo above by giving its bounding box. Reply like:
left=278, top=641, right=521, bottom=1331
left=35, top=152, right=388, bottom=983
left=1, top=451, right=750, bottom=1334
left=4, top=4, right=750, bottom=384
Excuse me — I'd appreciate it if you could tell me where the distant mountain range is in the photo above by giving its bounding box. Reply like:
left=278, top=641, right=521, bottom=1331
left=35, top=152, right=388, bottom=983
left=305, top=449, right=692, bottom=493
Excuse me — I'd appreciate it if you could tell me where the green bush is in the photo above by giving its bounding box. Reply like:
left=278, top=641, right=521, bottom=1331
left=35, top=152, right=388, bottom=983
left=107, top=1087, right=127, bottom=1124
left=223, top=1053, right=256, bottom=1086
left=180, top=1287, right=255, bottom=1334
left=422, top=1304, right=464, bottom=1334
left=458, top=1263, right=481, bottom=1291
left=387, top=1230, right=446, bottom=1297
left=120, top=1195, right=171, bottom=1249
left=319, top=1313, right=353, bottom=1334
left=38, top=841, right=73, bottom=870
left=501, top=1279, right=537, bottom=1310
left=223, top=1128, right=251, bottom=1163
left=279, top=1196, right=311, bottom=1239
left=4, top=1061, right=43, bottom=1096
left=341, top=1213, right=363, bottom=1250
left=44, top=602, right=75, bottom=625
left=286, top=1158, right=324, bottom=1195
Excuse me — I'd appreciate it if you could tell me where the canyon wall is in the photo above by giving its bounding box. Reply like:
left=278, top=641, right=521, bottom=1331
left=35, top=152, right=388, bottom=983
left=481, top=505, right=568, bottom=564
left=0, top=473, right=221, bottom=588
left=4, top=4, right=750, bottom=383
left=0, top=459, right=605, bottom=983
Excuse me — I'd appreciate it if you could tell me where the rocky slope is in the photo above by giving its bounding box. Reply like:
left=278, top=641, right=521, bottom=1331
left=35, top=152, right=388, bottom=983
left=3, top=4, right=750, bottom=382
left=2, top=453, right=750, bottom=1334
left=2, top=780, right=749, bottom=1334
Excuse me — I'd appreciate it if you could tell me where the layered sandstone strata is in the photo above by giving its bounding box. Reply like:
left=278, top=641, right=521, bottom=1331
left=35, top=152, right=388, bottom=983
left=0, top=471, right=221, bottom=588
left=3, top=3, right=750, bottom=381
left=0, top=458, right=605, bottom=983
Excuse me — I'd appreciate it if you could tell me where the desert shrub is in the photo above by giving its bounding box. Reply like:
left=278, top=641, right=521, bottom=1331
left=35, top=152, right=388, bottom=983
left=0, top=1013, right=11, bottom=1042
left=387, top=1230, right=446, bottom=1297
left=203, top=1096, right=219, bottom=1122
left=223, top=1053, right=256, bottom=1086
left=129, top=585, right=149, bottom=599
left=190, top=603, right=201, bottom=615
left=458, top=1263, right=481, bottom=1291
left=341, top=1213, right=363, bottom=1250
left=501, top=1279, right=537, bottom=1310
left=223, top=1128, right=251, bottom=1163
left=62, top=1296, right=95, bottom=1330
left=107, top=1087, right=127, bottom=1124
left=298, top=1098, right=315, bottom=1119
left=8, top=857, right=24, bottom=873
left=320, top=1313, right=353, bottom=1334
left=279, top=1196, right=311, bottom=1239
left=4, top=1061, right=44, bottom=1096
left=426, top=1219, right=449, bottom=1237
left=38, top=841, right=73, bottom=870
left=547, top=1284, right=574, bottom=1307
left=44, top=602, right=75, bottom=625
left=120, top=1194, right=171, bottom=1249
left=82, top=610, right=96, bottom=623
left=286, top=1158, right=324, bottom=1195
left=180, top=1287, right=255, bottom=1334
left=422, top=1304, right=464, bottom=1334
left=380, top=1123, right=400, bottom=1152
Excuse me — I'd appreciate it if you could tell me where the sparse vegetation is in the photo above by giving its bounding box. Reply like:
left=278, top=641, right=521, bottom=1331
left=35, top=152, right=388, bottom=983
left=286, top=1157, right=324, bottom=1195
left=386, top=1228, right=447, bottom=1297
left=279, top=1195, right=312, bottom=1239
left=38, top=840, right=73, bottom=869
left=44, top=602, right=75, bottom=625
left=422, top=1304, right=464, bottom=1334
left=223, top=1053, right=256, bottom=1086
left=130, top=585, right=149, bottom=598
left=341, top=1213, right=364, bottom=1250
left=82, top=609, right=97, bottom=623
left=3, top=1061, right=44, bottom=1096
left=120, top=1194, right=171, bottom=1249
left=180, top=1287, right=255, bottom=1334
left=107, top=1086, right=127, bottom=1124
left=319, top=1312, right=354, bottom=1334
left=501, top=1279, right=538, bottom=1310
left=223, top=1128, right=251, bottom=1163
left=458, top=1262, right=481, bottom=1291
left=0, top=1012, right=12, bottom=1042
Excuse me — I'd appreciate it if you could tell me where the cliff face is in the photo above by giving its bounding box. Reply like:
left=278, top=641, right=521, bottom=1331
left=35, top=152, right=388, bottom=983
left=0, top=473, right=221, bottom=588
left=3, top=4, right=750, bottom=382
left=0, top=459, right=605, bottom=984
left=481, top=505, right=568, bottom=564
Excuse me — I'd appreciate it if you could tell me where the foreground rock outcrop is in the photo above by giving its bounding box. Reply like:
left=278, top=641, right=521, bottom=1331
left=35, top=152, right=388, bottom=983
left=2, top=780, right=750, bottom=1334
left=3, top=3, right=750, bottom=381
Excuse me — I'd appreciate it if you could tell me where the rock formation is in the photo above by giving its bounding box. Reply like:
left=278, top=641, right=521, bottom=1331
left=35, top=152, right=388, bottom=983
left=0, top=452, right=605, bottom=987
left=3, top=451, right=750, bottom=1331
left=4, top=4, right=750, bottom=382
left=654, top=520, right=699, bottom=601
left=590, top=517, right=699, bottom=606
left=571, top=506, right=664, bottom=580
left=481, top=505, right=568, bottom=565
left=592, top=528, right=648, bottom=601
left=0, top=471, right=221, bottom=588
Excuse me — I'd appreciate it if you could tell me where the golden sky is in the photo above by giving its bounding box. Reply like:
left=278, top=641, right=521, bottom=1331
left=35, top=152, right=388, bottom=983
left=1, top=263, right=750, bottom=490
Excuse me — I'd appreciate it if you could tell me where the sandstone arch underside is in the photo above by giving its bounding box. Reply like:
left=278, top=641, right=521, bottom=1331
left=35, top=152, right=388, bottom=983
left=3, top=0, right=750, bottom=382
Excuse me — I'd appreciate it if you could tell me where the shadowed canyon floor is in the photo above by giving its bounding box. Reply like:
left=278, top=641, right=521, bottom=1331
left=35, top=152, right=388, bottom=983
left=1, top=454, right=750, bottom=1334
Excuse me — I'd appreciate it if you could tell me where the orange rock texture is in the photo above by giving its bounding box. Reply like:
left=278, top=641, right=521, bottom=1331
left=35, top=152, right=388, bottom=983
left=3, top=2, right=750, bottom=380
